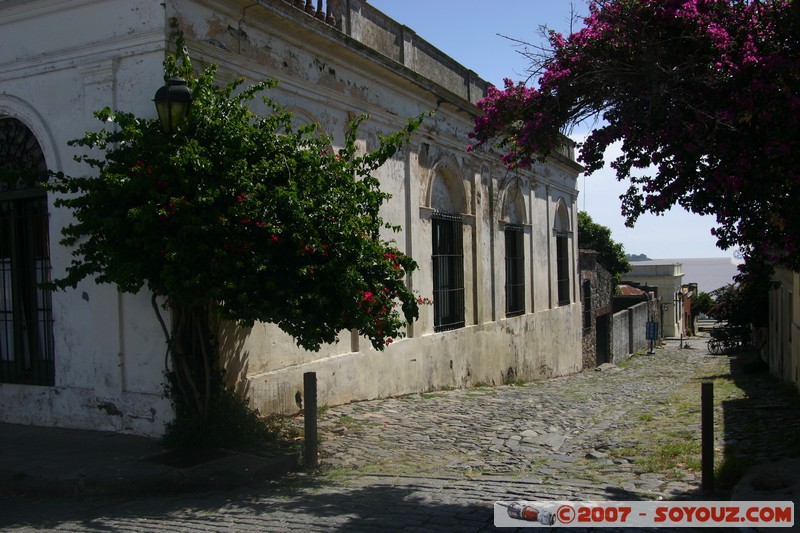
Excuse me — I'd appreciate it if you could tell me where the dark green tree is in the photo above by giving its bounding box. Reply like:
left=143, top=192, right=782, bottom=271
left=709, top=257, right=771, bottom=330
left=690, top=291, right=714, bottom=319
left=50, top=37, right=425, bottom=446
left=578, top=211, right=631, bottom=285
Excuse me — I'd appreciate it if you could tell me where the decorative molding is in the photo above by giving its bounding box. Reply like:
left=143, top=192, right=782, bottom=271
left=0, top=30, right=163, bottom=82
left=0, top=94, right=62, bottom=171
left=0, top=0, right=105, bottom=25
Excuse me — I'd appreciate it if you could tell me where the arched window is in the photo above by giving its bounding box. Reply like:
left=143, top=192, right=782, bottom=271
left=502, top=184, right=526, bottom=317
left=0, top=118, right=54, bottom=386
left=432, top=212, right=464, bottom=331
left=429, top=163, right=466, bottom=332
left=554, top=201, right=571, bottom=306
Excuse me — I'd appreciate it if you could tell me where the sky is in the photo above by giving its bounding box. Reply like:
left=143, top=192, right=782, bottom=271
left=366, top=0, right=734, bottom=260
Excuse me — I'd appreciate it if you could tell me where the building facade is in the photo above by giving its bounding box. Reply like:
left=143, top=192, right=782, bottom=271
left=579, top=249, right=614, bottom=368
left=0, top=0, right=583, bottom=435
left=769, top=267, right=799, bottom=386
left=624, top=261, right=685, bottom=338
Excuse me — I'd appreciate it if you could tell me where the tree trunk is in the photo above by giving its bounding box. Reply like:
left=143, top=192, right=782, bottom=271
left=167, top=302, right=219, bottom=419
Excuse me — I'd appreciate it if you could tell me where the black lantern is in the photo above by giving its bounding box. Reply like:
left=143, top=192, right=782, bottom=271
left=153, top=77, right=192, bottom=133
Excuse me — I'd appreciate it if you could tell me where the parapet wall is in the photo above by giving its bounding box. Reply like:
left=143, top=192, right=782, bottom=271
left=327, top=0, right=489, bottom=105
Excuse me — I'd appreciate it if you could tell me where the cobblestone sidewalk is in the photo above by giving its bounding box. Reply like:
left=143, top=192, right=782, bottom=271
left=3, top=337, right=799, bottom=532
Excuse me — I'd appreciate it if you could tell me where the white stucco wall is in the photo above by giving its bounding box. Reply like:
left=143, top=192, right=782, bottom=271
left=169, top=0, right=585, bottom=414
left=0, top=0, right=173, bottom=436
left=1, top=0, right=584, bottom=434
left=247, top=304, right=582, bottom=413
left=769, top=267, right=799, bottom=386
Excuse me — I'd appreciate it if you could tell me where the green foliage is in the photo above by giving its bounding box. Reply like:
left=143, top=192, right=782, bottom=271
left=162, top=388, right=299, bottom=451
left=709, top=282, right=768, bottom=329
left=48, top=31, right=427, bottom=447
left=690, top=291, right=714, bottom=319
left=50, top=43, right=426, bottom=352
left=0, top=166, right=50, bottom=191
left=578, top=211, right=631, bottom=284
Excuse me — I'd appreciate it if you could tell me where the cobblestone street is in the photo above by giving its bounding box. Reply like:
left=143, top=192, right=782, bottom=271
left=2, top=337, right=799, bottom=532
left=318, top=337, right=717, bottom=498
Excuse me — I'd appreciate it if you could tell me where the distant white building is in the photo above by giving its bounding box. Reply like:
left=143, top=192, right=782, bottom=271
left=623, top=262, right=685, bottom=337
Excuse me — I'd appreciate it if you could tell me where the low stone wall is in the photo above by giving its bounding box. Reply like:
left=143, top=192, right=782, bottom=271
left=611, top=310, right=630, bottom=362
left=629, top=301, right=650, bottom=353
left=610, top=301, right=652, bottom=363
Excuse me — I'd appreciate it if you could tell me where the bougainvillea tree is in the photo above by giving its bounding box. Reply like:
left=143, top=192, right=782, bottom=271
left=471, top=0, right=800, bottom=272
left=51, top=40, right=423, bottom=439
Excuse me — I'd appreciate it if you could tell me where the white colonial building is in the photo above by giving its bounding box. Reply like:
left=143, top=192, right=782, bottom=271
left=624, top=261, right=685, bottom=338
left=0, top=0, right=583, bottom=436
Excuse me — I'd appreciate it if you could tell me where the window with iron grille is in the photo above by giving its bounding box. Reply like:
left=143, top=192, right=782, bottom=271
left=432, top=213, right=465, bottom=332
left=582, top=279, right=592, bottom=330
left=504, top=225, right=525, bottom=317
left=556, top=233, right=570, bottom=305
left=0, top=194, right=54, bottom=385
left=0, top=118, right=54, bottom=386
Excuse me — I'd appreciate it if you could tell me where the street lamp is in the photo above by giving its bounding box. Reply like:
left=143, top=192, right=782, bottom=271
left=153, top=77, right=192, bottom=133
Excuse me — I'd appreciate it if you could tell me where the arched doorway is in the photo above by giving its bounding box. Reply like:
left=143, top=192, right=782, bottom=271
left=0, top=117, right=54, bottom=385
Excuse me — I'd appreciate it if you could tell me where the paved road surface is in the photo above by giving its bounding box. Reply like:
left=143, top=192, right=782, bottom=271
left=3, top=337, right=796, bottom=531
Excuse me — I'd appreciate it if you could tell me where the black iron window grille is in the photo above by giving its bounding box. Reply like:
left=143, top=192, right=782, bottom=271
left=432, top=213, right=465, bottom=332
left=0, top=195, right=55, bottom=385
left=504, top=225, right=525, bottom=317
left=0, top=118, right=54, bottom=386
left=556, top=232, right=570, bottom=306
